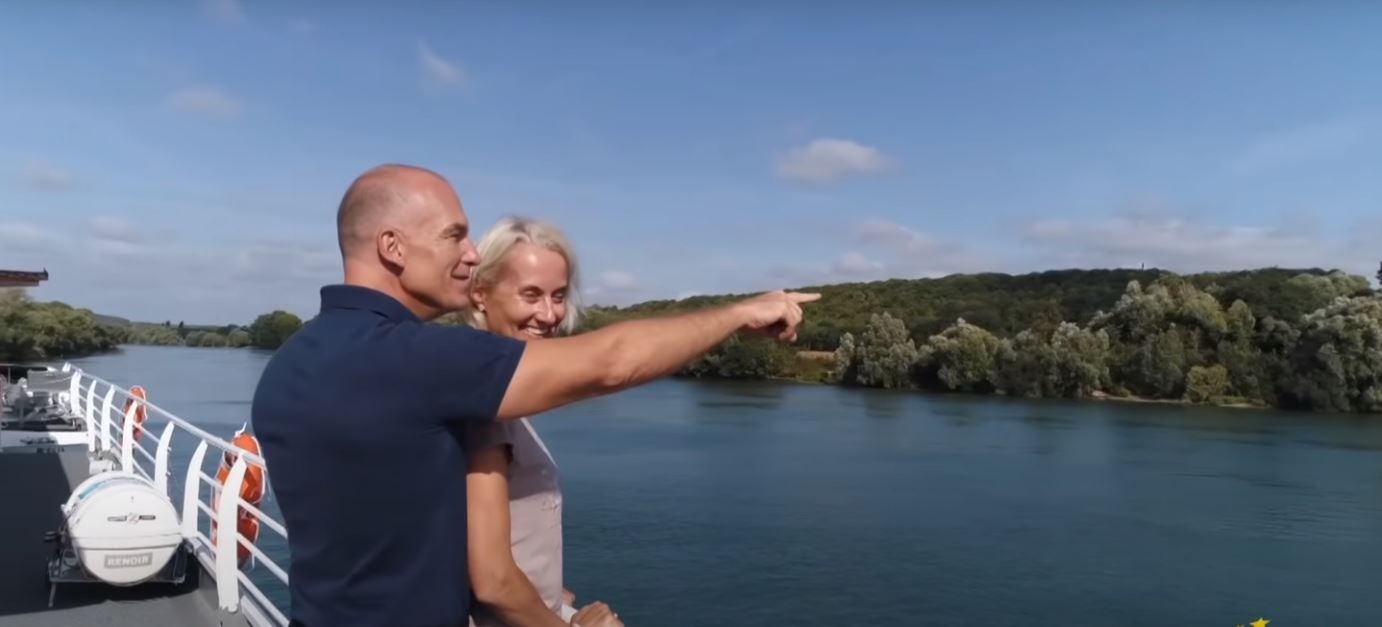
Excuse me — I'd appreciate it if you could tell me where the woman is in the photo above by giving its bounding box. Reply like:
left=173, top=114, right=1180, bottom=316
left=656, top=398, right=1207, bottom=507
left=463, top=216, right=623, bottom=627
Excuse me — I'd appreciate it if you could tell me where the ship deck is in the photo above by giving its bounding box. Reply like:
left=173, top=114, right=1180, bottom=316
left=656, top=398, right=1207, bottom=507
left=0, top=450, right=247, bottom=626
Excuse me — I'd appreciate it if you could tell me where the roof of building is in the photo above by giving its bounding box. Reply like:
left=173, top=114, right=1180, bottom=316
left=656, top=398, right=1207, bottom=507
left=0, top=269, right=49, bottom=282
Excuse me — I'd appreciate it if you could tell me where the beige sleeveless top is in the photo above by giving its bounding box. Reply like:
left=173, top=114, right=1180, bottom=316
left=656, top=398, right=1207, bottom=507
left=465, top=418, right=565, bottom=627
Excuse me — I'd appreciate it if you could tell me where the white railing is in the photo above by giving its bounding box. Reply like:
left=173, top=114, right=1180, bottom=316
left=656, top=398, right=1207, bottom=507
left=59, top=363, right=289, bottom=627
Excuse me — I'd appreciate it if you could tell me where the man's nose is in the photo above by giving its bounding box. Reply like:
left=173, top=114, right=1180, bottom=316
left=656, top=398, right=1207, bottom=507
left=460, top=239, right=479, bottom=263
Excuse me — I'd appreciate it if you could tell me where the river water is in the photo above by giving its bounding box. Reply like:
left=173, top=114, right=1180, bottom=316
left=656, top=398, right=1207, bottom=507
left=64, top=345, right=1382, bottom=626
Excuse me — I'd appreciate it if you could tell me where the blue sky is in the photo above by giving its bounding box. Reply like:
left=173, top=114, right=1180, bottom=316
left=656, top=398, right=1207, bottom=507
left=3, top=2, right=1380, bottom=325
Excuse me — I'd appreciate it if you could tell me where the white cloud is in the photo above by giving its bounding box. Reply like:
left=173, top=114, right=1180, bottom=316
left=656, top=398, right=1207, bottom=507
left=18, top=163, right=75, bottom=190
left=204, top=0, right=245, bottom=24
left=1020, top=213, right=1362, bottom=275
left=88, top=216, right=144, bottom=245
left=600, top=270, right=638, bottom=290
left=0, top=212, right=348, bottom=323
left=831, top=252, right=884, bottom=278
left=419, top=42, right=463, bottom=86
left=228, top=242, right=339, bottom=286
left=1022, top=219, right=1073, bottom=239
left=854, top=218, right=938, bottom=255
left=0, top=222, right=64, bottom=254
left=776, top=138, right=888, bottom=183
left=757, top=245, right=983, bottom=291
left=844, top=218, right=998, bottom=281
left=90, top=238, right=151, bottom=259
left=168, top=86, right=244, bottom=117
left=583, top=269, right=644, bottom=305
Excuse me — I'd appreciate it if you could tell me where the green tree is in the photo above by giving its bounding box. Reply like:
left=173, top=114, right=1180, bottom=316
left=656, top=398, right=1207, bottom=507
left=0, top=291, right=122, bottom=361
left=991, top=322, right=1109, bottom=399
left=1185, top=364, right=1229, bottom=403
left=248, top=311, right=303, bottom=349
left=920, top=318, right=1000, bottom=392
left=1122, top=328, right=1188, bottom=398
left=1092, top=278, right=1236, bottom=398
left=993, top=329, right=1056, bottom=398
left=831, top=332, right=857, bottom=384
left=1216, top=339, right=1266, bottom=402
left=682, top=335, right=790, bottom=380
left=1225, top=300, right=1256, bottom=341
left=226, top=329, right=251, bottom=348
left=1213, top=299, right=1267, bottom=402
left=185, top=331, right=229, bottom=348
left=1050, top=322, right=1111, bottom=398
left=1273, top=272, right=1372, bottom=322
left=127, top=324, right=184, bottom=346
left=1284, top=295, right=1382, bottom=412
left=853, top=312, right=917, bottom=389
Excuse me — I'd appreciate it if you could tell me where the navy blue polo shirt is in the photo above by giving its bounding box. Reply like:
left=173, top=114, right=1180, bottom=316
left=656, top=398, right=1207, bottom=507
left=252, top=284, right=525, bottom=627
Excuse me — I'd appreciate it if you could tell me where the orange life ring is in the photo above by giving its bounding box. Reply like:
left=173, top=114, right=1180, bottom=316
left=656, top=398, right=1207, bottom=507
left=212, top=425, right=266, bottom=568
left=122, top=385, right=148, bottom=441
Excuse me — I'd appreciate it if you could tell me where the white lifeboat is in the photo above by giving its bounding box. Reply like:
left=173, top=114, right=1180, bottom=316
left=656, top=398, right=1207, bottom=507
left=60, top=471, right=183, bottom=586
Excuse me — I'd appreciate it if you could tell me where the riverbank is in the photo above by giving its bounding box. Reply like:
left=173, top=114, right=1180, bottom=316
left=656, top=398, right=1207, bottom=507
left=1088, top=390, right=1266, bottom=411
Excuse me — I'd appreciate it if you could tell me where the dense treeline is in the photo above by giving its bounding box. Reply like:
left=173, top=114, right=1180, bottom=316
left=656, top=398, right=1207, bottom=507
left=121, top=311, right=301, bottom=350
left=3, top=292, right=304, bottom=357
left=0, top=290, right=124, bottom=361
left=586, top=267, right=1359, bottom=352
left=123, top=321, right=249, bottom=347
left=832, top=272, right=1380, bottom=413
left=586, top=267, right=1382, bottom=413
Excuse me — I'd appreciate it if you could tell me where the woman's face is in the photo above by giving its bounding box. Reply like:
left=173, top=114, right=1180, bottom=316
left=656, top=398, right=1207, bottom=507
left=473, top=241, right=569, bottom=341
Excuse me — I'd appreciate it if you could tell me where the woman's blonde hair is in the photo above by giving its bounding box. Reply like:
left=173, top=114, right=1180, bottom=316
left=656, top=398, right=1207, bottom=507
left=464, top=216, right=583, bottom=335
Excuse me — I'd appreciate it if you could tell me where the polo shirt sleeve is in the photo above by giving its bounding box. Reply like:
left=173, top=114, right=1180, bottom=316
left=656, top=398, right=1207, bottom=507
left=462, top=420, right=517, bottom=455
left=413, top=323, right=526, bottom=423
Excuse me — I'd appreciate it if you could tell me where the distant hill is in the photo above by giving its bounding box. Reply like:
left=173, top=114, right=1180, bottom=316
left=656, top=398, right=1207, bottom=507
left=584, top=267, right=1364, bottom=351
left=92, top=313, right=131, bottom=327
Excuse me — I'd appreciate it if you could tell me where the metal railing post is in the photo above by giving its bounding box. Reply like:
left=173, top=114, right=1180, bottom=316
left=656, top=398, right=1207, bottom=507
left=182, top=441, right=210, bottom=540
left=215, top=457, right=249, bottom=613
left=100, top=386, right=115, bottom=453
left=121, top=403, right=137, bottom=471
left=154, top=422, right=177, bottom=496
left=84, top=380, right=96, bottom=439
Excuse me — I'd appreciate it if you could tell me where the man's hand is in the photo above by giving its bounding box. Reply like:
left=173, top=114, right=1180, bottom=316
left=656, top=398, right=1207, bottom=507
left=733, top=290, right=821, bottom=342
left=569, top=601, right=622, bottom=627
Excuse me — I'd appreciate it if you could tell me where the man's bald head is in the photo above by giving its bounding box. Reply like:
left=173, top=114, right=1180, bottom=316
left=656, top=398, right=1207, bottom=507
left=336, top=164, right=456, bottom=259
left=333, top=163, right=480, bottom=319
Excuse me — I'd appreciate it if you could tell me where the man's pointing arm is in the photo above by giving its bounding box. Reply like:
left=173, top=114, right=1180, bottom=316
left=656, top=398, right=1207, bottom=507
left=494, top=290, right=820, bottom=420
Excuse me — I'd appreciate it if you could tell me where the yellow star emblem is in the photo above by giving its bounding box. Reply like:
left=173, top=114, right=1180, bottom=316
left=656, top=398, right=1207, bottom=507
left=1250, top=619, right=1269, bottom=627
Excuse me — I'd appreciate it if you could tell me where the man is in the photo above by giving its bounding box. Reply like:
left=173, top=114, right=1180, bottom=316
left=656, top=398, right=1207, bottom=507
left=252, top=164, right=818, bottom=627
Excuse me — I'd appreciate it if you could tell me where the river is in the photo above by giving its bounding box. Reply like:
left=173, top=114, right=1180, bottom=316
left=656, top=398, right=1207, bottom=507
left=63, top=345, right=1382, bottom=626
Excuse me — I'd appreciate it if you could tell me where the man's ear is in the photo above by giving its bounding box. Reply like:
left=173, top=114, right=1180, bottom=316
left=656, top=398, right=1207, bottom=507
left=378, top=228, right=405, bottom=270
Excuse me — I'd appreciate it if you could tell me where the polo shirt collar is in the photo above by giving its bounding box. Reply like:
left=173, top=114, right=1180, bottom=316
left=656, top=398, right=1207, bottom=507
left=319, top=284, right=420, bottom=322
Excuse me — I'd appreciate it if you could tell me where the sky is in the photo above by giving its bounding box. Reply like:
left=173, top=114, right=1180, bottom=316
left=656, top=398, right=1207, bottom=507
left=2, top=2, right=1381, bottom=325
